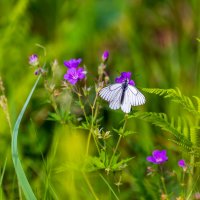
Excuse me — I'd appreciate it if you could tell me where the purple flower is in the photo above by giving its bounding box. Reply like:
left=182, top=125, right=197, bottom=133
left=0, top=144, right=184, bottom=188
left=64, top=67, right=86, bottom=85
left=102, top=50, right=109, bottom=62
left=146, top=150, right=168, bottom=164
left=178, top=159, right=186, bottom=169
left=29, top=54, right=39, bottom=66
left=64, top=58, right=82, bottom=69
left=115, top=72, right=135, bottom=86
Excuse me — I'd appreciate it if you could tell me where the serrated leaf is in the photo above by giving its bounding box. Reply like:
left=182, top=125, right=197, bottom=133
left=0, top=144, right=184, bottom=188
left=112, top=157, right=134, bottom=171
left=77, top=122, right=90, bottom=130
left=123, top=130, right=136, bottom=137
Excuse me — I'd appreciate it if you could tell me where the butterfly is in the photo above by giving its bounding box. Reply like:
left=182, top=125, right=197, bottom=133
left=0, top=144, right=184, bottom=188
left=99, top=78, right=145, bottom=113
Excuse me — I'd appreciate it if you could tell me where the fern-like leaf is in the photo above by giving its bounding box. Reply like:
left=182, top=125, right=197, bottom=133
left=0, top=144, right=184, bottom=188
left=143, top=88, right=200, bottom=116
left=193, top=96, right=200, bottom=113
left=129, top=111, right=193, bottom=147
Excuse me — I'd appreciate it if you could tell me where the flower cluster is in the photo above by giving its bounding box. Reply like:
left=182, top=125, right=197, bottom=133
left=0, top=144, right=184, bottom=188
left=63, top=58, right=86, bottom=85
left=115, top=72, right=135, bottom=86
left=147, top=149, right=187, bottom=170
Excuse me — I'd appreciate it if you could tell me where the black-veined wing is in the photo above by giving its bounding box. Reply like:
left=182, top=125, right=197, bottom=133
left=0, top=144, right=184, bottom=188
left=127, top=85, right=146, bottom=106
left=121, top=85, right=146, bottom=113
left=108, top=87, right=123, bottom=110
left=99, top=83, right=122, bottom=102
left=99, top=83, right=145, bottom=113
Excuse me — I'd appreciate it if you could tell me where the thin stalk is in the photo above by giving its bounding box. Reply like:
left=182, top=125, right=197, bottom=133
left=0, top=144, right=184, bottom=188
left=86, top=67, right=106, bottom=155
left=99, top=174, right=119, bottom=200
left=159, top=165, right=169, bottom=200
left=186, top=175, right=200, bottom=200
left=181, top=169, right=186, bottom=197
left=86, top=129, right=92, bottom=156
left=109, top=135, right=122, bottom=167
left=0, top=156, right=7, bottom=199
left=109, top=115, right=128, bottom=168
left=86, top=91, right=101, bottom=156
left=0, top=157, right=7, bottom=187
left=86, top=125, right=100, bottom=156
left=83, top=172, right=99, bottom=200
left=78, top=94, right=89, bottom=125
left=186, top=155, right=194, bottom=194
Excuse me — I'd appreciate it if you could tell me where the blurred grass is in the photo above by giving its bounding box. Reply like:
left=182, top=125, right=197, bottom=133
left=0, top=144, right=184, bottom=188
left=0, top=0, right=200, bottom=199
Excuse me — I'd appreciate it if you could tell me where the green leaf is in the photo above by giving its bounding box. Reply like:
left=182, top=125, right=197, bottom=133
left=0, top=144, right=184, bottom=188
left=84, top=156, right=106, bottom=172
left=129, top=111, right=193, bottom=147
left=143, top=87, right=200, bottom=116
left=112, top=157, right=134, bottom=171
left=11, top=76, right=41, bottom=200
left=123, top=130, right=136, bottom=137
left=47, top=112, right=62, bottom=121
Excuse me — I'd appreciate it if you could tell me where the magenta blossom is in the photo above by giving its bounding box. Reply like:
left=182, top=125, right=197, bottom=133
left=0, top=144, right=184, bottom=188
left=29, top=54, right=39, bottom=66
left=178, top=159, right=186, bottom=169
left=115, top=72, right=135, bottom=86
left=64, top=67, right=86, bottom=85
left=146, top=150, right=168, bottom=164
left=102, top=50, right=109, bottom=62
left=64, top=58, right=82, bottom=69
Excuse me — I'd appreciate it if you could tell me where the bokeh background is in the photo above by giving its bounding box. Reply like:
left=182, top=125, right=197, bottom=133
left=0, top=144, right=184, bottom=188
left=0, top=0, right=200, bottom=199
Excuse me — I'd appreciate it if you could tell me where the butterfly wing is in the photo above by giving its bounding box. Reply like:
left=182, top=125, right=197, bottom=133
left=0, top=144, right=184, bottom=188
left=99, top=83, right=122, bottom=102
left=99, top=83, right=145, bottom=113
left=128, top=85, right=146, bottom=106
left=108, top=88, right=123, bottom=110
left=120, top=88, right=132, bottom=113
left=121, top=85, right=145, bottom=113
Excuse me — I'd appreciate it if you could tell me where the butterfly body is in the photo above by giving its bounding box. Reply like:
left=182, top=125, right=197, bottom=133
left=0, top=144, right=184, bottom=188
left=99, top=79, right=145, bottom=113
left=120, top=79, right=129, bottom=104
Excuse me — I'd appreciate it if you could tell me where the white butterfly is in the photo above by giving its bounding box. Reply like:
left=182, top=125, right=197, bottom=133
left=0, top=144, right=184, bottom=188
left=99, top=79, right=145, bottom=113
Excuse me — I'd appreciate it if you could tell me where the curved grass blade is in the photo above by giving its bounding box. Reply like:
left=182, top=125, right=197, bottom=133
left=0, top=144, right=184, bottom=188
left=11, top=76, right=41, bottom=200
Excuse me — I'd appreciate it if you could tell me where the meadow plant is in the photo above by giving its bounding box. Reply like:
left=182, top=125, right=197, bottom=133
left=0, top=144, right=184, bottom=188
left=7, top=49, right=200, bottom=199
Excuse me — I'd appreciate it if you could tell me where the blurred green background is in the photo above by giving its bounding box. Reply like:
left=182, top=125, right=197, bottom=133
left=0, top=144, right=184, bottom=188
left=0, top=0, right=200, bottom=199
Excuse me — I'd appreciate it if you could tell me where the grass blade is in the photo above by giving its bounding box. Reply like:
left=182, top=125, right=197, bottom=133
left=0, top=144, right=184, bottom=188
left=11, top=76, right=41, bottom=200
left=99, top=173, right=119, bottom=200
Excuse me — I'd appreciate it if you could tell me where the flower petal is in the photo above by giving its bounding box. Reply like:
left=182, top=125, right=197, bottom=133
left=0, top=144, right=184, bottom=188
left=152, top=150, right=160, bottom=158
left=121, top=72, right=131, bottom=79
left=64, top=58, right=82, bottom=68
left=146, top=156, right=157, bottom=163
left=129, top=80, right=135, bottom=86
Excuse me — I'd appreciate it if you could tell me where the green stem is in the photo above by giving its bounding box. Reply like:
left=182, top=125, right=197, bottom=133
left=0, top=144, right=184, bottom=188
left=109, top=115, right=128, bottom=168
left=83, top=172, right=99, bottom=200
left=86, top=92, right=101, bottom=156
left=187, top=155, right=194, bottom=194
left=109, top=135, right=122, bottom=167
left=99, top=174, right=119, bottom=200
left=86, top=129, right=92, bottom=156
left=78, top=94, right=89, bottom=125
left=159, top=165, right=169, bottom=200
left=86, top=125, right=100, bottom=156
left=181, top=170, right=186, bottom=197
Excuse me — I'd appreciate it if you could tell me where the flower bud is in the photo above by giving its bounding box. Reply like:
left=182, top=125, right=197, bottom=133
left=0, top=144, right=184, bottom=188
left=102, top=50, right=109, bottom=62
left=29, top=54, right=39, bottom=66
